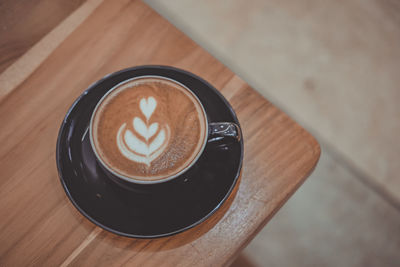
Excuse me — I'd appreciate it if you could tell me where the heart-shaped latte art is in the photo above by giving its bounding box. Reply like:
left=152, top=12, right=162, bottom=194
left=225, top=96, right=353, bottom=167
left=123, top=128, right=165, bottom=155
left=116, top=96, right=170, bottom=166
left=140, top=97, right=156, bottom=120
left=133, top=117, right=158, bottom=141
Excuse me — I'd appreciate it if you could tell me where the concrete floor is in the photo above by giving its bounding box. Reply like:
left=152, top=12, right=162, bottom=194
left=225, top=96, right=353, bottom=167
left=144, top=0, right=400, bottom=266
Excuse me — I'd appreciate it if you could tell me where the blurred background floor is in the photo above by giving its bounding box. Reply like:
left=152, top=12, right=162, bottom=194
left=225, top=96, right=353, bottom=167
left=142, top=0, right=400, bottom=266
left=2, top=0, right=400, bottom=266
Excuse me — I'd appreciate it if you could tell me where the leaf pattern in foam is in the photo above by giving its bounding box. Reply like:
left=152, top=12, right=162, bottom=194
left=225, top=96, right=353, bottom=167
left=133, top=117, right=158, bottom=141
left=124, top=128, right=148, bottom=155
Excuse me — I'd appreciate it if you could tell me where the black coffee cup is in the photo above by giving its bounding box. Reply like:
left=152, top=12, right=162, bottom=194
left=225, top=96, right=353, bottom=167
left=89, top=74, right=241, bottom=188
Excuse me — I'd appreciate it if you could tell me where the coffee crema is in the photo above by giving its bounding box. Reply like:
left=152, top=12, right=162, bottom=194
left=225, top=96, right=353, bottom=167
left=91, top=77, right=207, bottom=182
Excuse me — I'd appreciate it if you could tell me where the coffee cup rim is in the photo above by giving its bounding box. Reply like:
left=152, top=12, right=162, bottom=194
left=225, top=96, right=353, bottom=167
left=89, top=75, right=209, bottom=185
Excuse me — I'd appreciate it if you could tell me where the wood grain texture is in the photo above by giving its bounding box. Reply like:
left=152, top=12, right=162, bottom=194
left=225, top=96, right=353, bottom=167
left=0, top=0, right=86, bottom=73
left=0, top=0, right=104, bottom=104
left=0, top=0, right=320, bottom=266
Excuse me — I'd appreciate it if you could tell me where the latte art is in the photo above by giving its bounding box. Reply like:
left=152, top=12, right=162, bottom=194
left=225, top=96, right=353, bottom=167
left=116, top=96, right=171, bottom=166
left=90, top=77, right=207, bottom=182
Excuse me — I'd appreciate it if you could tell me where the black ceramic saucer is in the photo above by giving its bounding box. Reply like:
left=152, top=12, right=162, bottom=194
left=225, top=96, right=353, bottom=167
left=56, top=66, right=243, bottom=238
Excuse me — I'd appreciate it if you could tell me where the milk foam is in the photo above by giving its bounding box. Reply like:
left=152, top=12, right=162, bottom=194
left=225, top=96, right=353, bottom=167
left=91, top=76, right=208, bottom=181
left=116, top=96, right=170, bottom=166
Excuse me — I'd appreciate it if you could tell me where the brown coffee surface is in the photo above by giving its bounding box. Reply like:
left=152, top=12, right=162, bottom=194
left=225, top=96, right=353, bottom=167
left=91, top=77, right=207, bottom=182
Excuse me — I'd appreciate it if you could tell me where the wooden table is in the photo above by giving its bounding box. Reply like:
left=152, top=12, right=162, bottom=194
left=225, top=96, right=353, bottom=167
left=0, top=0, right=320, bottom=266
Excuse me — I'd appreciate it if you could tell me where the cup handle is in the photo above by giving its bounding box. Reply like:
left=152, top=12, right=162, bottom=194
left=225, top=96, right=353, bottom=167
left=208, top=122, right=241, bottom=142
